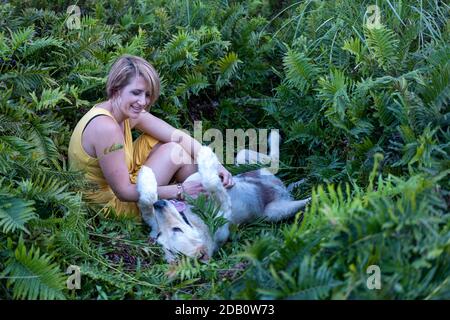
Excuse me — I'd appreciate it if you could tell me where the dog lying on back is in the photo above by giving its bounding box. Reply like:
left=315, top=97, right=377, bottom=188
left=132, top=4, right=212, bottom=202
left=137, top=134, right=310, bottom=262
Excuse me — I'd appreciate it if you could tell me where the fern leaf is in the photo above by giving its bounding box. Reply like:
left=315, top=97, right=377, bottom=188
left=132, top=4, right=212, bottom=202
left=9, top=26, right=34, bottom=51
left=216, top=52, right=242, bottom=89
left=364, top=25, right=399, bottom=71
left=22, top=36, right=63, bottom=58
left=30, top=87, right=70, bottom=111
left=0, top=193, right=36, bottom=234
left=3, top=239, right=66, bottom=300
left=283, top=49, right=318, bottom=92
left=342, top=37, right=363, bottom=63
left=422, top=63, right=449, bottom=109
left=317, top=69, right=351, bottom=121
left=174, top=72, right=209, bottom=98
left=28, top=118, right=60, bottom=167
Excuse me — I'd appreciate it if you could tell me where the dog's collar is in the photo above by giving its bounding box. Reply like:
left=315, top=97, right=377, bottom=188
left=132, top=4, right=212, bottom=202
left=169, top=199, right=187, bottom=213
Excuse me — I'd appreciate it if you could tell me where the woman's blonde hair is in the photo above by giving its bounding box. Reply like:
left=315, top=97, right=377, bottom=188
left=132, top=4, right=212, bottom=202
left=106, top=55, right=160, bottom=106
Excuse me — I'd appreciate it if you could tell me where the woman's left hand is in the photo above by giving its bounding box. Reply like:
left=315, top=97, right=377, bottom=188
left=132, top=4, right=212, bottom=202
left=218, top=165, right=234, bottom=188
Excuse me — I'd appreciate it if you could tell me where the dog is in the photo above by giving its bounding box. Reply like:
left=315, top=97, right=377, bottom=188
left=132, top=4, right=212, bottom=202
left=137, top=133, right=311, bottom=262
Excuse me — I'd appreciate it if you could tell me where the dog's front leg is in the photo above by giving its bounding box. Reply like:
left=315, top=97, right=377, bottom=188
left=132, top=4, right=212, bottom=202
left=137, top=165, right=159, bottom=239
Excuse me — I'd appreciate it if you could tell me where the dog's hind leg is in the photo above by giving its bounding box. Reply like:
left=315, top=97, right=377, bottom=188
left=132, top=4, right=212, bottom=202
left=287, top=179, right=307, bottom=193
left=263, top=198, right=311, bottom=222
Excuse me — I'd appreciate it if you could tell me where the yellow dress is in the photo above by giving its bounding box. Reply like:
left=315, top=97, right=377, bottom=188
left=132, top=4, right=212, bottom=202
left=68, top=105, right=159, bottom=218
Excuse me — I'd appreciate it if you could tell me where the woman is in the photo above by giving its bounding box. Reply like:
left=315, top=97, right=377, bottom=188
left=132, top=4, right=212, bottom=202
left=68, top=55, right=233, bottom=217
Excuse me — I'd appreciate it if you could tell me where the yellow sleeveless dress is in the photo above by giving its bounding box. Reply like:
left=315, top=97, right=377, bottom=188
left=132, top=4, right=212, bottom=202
left=68, top=105, right=159, bottom=218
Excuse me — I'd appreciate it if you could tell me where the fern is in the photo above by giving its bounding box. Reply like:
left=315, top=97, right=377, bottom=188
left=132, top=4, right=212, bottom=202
left=9, top=26, right=35, bottom=51
left=30, top=87, right=70, bottom=111
left=187, top=194, right=227, bottom=236
left=317, top=68, right=351, bottom=122
left=364, top=24, right=399, bottom=71
left=174, top=72, right=209, bottom=98
left=422, top=62, right=450, bottom=109
left=216, top=52, right=242, bottom=89
left=2, top=238, right=66, bottom=300
left=342, top=37, right=363, bottom=64
left=22, top=36, right=64, bottom=58
left=283, top=49, right=318, bottom=92
left=258, top=257, right=341, bottom=299
left=0, top=193, right=36, bottom=234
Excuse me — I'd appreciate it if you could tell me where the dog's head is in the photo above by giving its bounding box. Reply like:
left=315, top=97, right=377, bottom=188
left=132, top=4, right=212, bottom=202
left=152, top=199, right=214, bottom=263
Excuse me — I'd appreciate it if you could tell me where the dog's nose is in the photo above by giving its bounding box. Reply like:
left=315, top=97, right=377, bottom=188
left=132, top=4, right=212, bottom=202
left=153, top=200, right=166, bottom=209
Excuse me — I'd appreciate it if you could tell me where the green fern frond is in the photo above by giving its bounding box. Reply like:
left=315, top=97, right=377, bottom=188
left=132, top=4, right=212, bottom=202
left=0, top=32, right=12, bottom=56
left=9, top=26, right=35, bottom=51
left=174, top=72, right=209, bottom=98
left=342, top=37, right=363, bottom=63
left=372, top=92, right=396, bottom=126
left=16, top=173, right=83, bottom=216
left=116, top=28, right=147, bottom=57
left=220, top=4, right=246, bottom=39
left=30, top=87, right=70, bottom=111
left=283, top=49, right=318, bottom=92
left=28, top=118, right=61, bottom=167
left=0, top=135, right=33, bottom=156
left=2, top=238, right=66, bottom=300
left=22, top=36, right=64, bottom=58
left=258, top=256, right=341, bottom=299
left=364, top=25, right=399, bottom=71
left=0, top=193, right=36, bottom=234
left=317, top=69, right=351, bottom=122
left=187, top=193, right=227, bottom=235
left=422, top=63, right=449, bottom=109
left=287, top=119, right=325, bottom=147
left=1, top=64, right=56, bottom=96
left=163, top=30, right=199, bottom=71
left=216, top=52, right=242, bottom=89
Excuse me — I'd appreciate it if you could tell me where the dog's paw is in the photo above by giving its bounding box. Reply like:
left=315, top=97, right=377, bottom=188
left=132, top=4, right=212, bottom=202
left=137, top=165, right=158, bottom=205
left=198, top=146, right=222, bottom=189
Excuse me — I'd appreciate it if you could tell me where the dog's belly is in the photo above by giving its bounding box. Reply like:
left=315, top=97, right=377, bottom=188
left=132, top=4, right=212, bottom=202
left=227, top=182, right=264, bottom=224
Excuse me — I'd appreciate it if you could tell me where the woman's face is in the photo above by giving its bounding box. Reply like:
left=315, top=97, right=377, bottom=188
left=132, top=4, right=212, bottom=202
left=116, top=75, right=151, bottom=119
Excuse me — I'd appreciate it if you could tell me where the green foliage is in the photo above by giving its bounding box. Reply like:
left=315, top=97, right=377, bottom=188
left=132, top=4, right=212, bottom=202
left=187, top=194, right=228, bottom=235
left=226, top=160, right=450, bottom=299
left=2, top=238, right=66, bottom=300
left=0, top=194, right=36, bottom=234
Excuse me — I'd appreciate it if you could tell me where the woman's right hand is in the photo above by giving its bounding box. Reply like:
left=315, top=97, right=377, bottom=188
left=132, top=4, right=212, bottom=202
left=181, top=180, right=206, bottom=199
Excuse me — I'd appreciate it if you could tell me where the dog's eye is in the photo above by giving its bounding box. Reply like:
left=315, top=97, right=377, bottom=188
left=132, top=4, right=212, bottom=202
left=172, top=227, right=183, bottom=233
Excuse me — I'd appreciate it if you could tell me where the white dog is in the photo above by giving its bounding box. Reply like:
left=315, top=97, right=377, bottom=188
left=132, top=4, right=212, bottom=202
left=137, top=133, right=310, bottom=262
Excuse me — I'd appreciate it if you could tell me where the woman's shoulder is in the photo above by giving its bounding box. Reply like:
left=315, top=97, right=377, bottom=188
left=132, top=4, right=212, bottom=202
left=86, top=114, right=121, bottom=135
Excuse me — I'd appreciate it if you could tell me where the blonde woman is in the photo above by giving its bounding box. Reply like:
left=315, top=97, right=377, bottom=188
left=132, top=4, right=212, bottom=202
left=68, top=55, right=233, bottom=217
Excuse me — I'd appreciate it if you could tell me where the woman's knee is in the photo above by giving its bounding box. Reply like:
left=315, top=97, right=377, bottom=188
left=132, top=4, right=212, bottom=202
left=158, top=142, right=192, bottom=166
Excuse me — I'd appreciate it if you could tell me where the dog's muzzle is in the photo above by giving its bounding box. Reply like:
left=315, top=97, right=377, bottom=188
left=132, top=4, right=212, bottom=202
left=153, top=200, right=167, bottom=209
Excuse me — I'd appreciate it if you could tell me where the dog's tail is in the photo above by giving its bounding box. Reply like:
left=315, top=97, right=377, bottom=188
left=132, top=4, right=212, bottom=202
left=235, top=129, right=280, bottom=166
left=197, top=146, right=232, bottom=219
left=268, top=130, right=280, bottom=163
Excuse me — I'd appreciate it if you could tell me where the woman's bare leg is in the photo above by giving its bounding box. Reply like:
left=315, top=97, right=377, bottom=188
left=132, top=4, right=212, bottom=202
left=144, top=142, right=197, bottom=185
